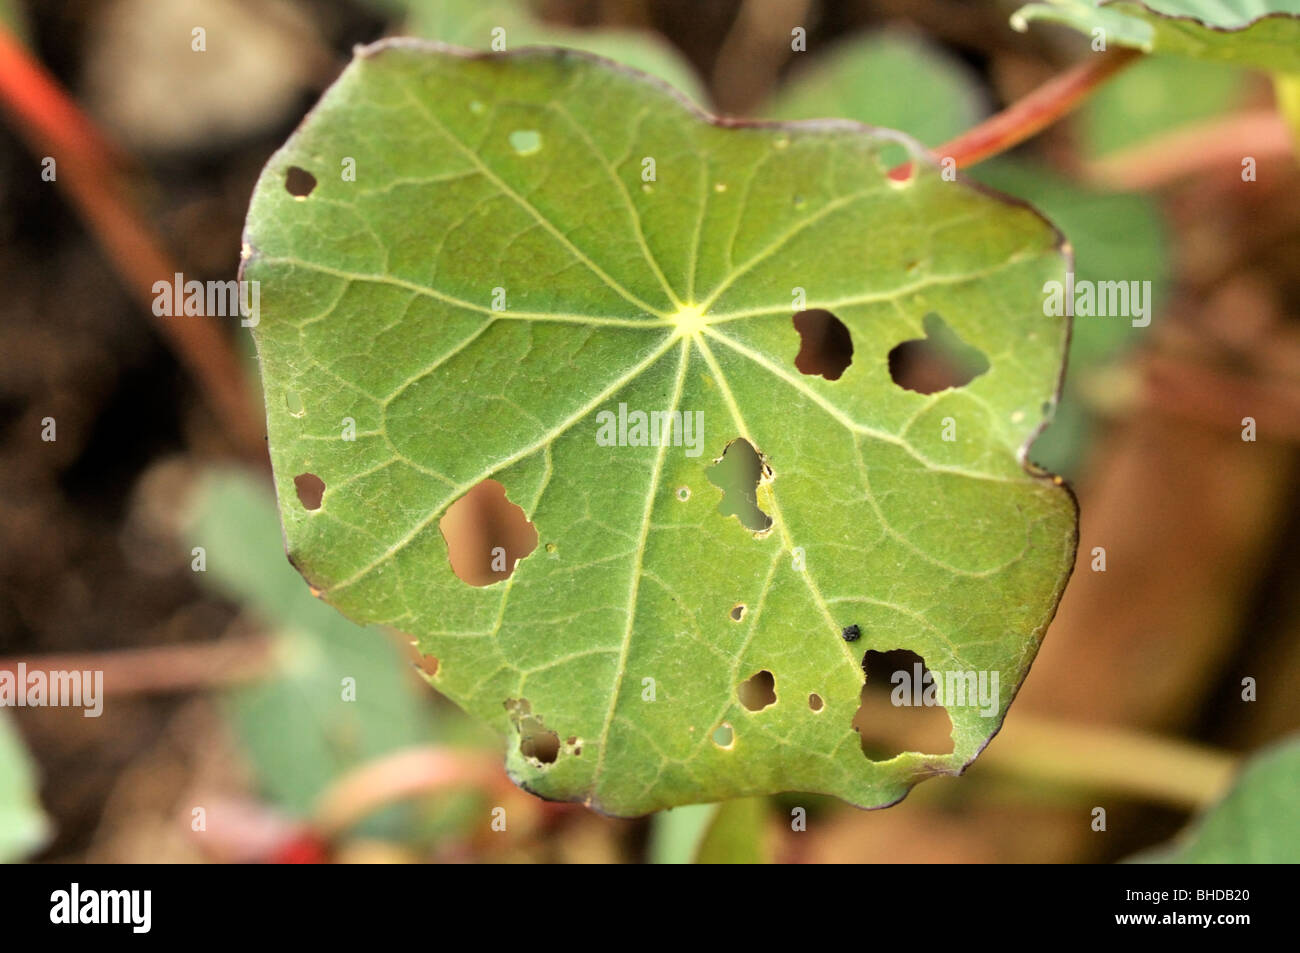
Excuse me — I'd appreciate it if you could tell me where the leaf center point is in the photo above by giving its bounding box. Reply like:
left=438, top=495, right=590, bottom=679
left=671, top=303, right=709, bottom=337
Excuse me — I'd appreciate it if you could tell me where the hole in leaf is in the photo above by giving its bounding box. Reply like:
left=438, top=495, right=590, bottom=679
left=853, top=649, right=955, bottom=760
left=887, top=313, right=989, bottom=394
left=439, top=480, right=538, bottom=586
left=416, top=654, right=439, bottom=677
left=730, top=604, right=745, bottom=622
left=506, top=698, right=560, bottom=765
left=792, top=310, right=853, bottom=381
left=285, top=166, right=316, bottom=198
left=706, top=438, right=772, bottom=533
left=285, top=389, right=305, bottom=417
left=738, top=670, right=776, bottom=712
left=711, top=723, right=734, bottom=748
left=676, top=486, right=690, bottom=502
left=808, top=692, right=824, bottom=712
left=294, top=473, right=325, bottom=511
left=520, top=717, right=559, bottom=763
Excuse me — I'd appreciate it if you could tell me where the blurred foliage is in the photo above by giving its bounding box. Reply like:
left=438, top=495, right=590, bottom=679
left=182, top=469, right=491, bottom=841
left=0, top=712, right=49, bottom=862
left=1134, top=733, right=1300, bottom=862
left=695, top=796, right=772, bottom=863
left=377, top=0, right=706, bottom=102
left=647, top=802, right=717, bottom=863
left=765, top=30, right=985, bottom=146
left=0, top=0, right=29, bottom=42
left=1081, top=54, right=1250, bottom=157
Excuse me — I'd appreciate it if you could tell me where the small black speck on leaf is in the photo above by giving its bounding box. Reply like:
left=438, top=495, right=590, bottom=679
left=841, top=624, right=861, bottom=642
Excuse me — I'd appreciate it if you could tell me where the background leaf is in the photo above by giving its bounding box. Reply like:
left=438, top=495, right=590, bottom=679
left=764, top=30, right=985, bottom=147
left=0, top=712, right=49, bottom=863
left=183, top=468, right=481, bottom=831
left=384, top=0, right=705, bottom=103
left=694, top=796, right=771, bottom=863
left=1011, top=0, right=1300, bottom=71
left=1132, top=734, right=1300, bottom=862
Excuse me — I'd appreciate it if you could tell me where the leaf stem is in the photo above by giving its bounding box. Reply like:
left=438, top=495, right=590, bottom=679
left=980, top=712, right=1239, bottom=809
left=929, top=47, right=1143, bottom=170
left=0, top=25, right=266, bottom=461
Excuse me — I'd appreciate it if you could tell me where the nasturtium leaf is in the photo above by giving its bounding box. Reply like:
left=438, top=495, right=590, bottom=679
left=761, top=31, right=1168, bottom=479
left=970, top=159, right=1167, bottom=477
left=1011, top=1, right=1300, bottom=72
left=1133, top=735, right=1300, bottom=863
left=242, top=40, right=1077, bottom=816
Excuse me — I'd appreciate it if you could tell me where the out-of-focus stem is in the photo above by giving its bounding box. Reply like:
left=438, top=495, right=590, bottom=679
left=0, top=25, right=266, bottom=462
left=981, top=713, right=1240, bottom=809
left=917, top=47, right=1143, bottom=172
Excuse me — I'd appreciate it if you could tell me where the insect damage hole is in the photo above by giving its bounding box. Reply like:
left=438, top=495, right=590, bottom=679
left=284, top=166, right=317, bottom=198
left=738, top=670, right=776, bottom=712
left=730, top=604, right=745, bottom=622
left=887, top=313, right=989, bottom=394
left=506, top=698, right=560, bottom=765
left=294, top=473, right=325, bottom=511
left=439, top=479, right=538, bottom=586
left=808, top=692, right=824, bottom=712
left=792, top=310, right=853, bottom=381
left=705, top=438, right=772, bottom=533
left=711, top=723, right=734, bottom=748
left=852, top=649, right=954, bottom=760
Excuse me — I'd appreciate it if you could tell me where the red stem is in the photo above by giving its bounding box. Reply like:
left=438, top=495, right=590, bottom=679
left=0, top=26, right=266, bottom=462
left=929, top=47, right=1143, bottom=170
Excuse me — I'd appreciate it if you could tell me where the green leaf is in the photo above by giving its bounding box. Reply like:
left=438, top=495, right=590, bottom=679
left=184, top=469, right=461, bottom=825
left=387, top=0, right=705, bottom=104
left=242, top=41, right=1077, bottom=816
left=760, top=31, right=1170, bottom=479
left=764, top=31, right=985, bottom=147
left=647, top=802, right=718, bottom=863
left=1011, top=1, right=1300, bottom=71
left=970, top=159, right=1167, bottom=477
left=694, top=796, right=772, bottom=863
left=1133, top=735, right=1300, bottom=862
left=0, top=712, right=50, bottom=862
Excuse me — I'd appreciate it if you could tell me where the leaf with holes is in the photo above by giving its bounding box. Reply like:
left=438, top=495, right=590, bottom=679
left=241, top=40, right=1077, bottom=816
left=1011, top=1, right=1300, bottom=71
